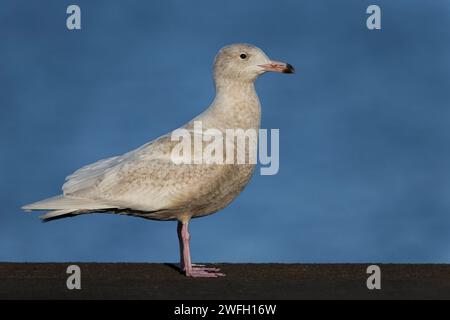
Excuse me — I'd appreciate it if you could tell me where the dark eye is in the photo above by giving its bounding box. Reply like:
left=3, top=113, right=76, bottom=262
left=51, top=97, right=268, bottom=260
left=240, top=53, right=247, bottom=59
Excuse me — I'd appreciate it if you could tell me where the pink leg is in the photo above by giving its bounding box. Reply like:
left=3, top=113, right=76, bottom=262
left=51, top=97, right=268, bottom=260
left=177, top=220, right=225, bottom=278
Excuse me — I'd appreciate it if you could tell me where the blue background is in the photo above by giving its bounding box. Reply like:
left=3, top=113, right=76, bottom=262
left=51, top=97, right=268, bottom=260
left=1, top=0, right=450, bottom=263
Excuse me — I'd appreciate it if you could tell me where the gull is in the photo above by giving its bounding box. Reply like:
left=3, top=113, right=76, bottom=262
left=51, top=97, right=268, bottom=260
left=22, top=44, right=294, bottom=277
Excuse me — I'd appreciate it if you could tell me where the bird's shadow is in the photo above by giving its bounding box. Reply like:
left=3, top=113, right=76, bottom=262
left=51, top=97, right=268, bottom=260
left=164, top=263, right=184, bottom=275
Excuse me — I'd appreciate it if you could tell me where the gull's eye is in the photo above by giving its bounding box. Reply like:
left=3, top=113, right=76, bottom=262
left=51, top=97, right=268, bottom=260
left=240, top=53, right=247, bottom=59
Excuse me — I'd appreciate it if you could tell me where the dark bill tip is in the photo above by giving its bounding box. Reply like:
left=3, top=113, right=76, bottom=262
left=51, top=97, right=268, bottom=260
left=283, top=63, right=295, bottom=74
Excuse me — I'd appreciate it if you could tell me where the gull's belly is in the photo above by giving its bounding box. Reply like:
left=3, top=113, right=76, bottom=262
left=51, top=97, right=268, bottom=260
left=138, top=163, right=256, bottom=221
left=188, top=163, right=256, bottom=218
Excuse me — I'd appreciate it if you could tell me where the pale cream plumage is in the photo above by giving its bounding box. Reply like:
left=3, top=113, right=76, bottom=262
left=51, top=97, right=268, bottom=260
left=22, top=43, right=294, bottom=277
left=23, top=44, right=275, bottom=222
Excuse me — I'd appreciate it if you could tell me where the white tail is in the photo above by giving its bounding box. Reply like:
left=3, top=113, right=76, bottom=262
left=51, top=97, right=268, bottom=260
left=39, top=209, right=78, bottom=221
left=22, top=195, right=115, bottom=221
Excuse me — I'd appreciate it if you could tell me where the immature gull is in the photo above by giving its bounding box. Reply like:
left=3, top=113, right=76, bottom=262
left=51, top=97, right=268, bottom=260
left=22, top=44, right=294, bottom=277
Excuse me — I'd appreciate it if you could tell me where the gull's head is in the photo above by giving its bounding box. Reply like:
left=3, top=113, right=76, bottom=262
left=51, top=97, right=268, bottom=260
left=213, top=43, right=294, bottom=83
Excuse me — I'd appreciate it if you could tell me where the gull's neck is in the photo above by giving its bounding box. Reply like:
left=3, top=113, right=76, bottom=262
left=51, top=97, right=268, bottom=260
left=198, top=78, right=261, bottom=130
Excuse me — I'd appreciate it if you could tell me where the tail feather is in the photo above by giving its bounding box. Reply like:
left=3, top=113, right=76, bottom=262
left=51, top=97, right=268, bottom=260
left=22, top=195, right=113, bottom=211
left=22, top=195, right=116, bottom=222
left=39, top=209, right=79, bottom=222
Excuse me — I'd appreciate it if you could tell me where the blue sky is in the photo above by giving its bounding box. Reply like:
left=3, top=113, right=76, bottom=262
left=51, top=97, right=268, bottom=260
left=1, top=0, right=450, bottom=263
